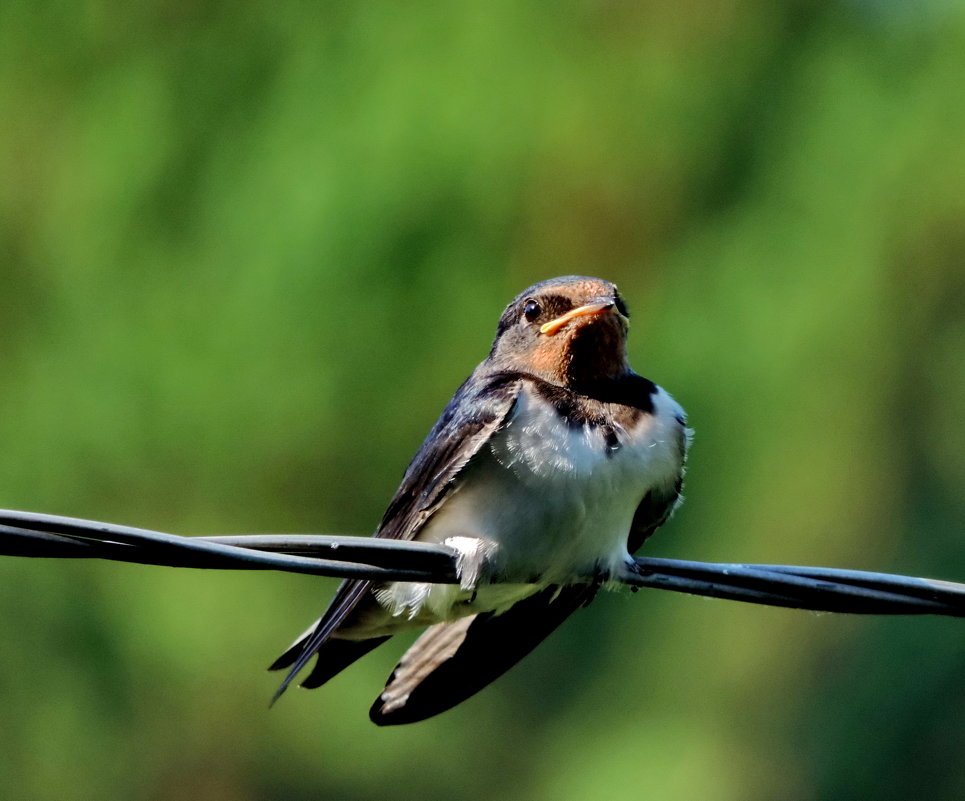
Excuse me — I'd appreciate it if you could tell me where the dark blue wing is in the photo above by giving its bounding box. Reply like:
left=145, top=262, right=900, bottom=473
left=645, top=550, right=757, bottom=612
left=269, top=369, right=522, bottom=700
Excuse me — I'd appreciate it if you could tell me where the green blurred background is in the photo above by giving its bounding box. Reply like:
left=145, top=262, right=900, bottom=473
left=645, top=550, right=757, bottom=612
left=1, top=2, right=963, bottom=799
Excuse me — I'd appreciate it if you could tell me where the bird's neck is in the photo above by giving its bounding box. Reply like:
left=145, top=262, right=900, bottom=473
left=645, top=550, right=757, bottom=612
left=563, top=326, right=630, bottom=387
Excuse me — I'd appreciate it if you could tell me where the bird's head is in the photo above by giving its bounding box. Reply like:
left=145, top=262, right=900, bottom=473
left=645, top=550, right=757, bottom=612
left=489, top=276, right=631, bottom=389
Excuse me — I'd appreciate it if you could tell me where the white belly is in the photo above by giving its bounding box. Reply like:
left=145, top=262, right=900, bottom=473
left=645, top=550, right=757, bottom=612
left=367, top=384, right=686, bottom=632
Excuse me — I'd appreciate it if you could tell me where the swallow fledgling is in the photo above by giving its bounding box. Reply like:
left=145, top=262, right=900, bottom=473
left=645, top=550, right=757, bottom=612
left=270, top=275, right=690, bottom=724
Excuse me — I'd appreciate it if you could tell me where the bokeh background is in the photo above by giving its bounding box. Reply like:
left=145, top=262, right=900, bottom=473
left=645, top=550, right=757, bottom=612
left=1, top=2, right=963, bottom=799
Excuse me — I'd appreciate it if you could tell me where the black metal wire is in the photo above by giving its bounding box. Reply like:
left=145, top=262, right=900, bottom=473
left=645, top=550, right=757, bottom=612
left=0, top=512, right=453, bottom=582
left=1, top=508, right=962, bottom=618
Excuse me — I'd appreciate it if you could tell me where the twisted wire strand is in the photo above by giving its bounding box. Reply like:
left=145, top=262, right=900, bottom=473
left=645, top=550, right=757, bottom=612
left=1, top=509, right=962, bottom=617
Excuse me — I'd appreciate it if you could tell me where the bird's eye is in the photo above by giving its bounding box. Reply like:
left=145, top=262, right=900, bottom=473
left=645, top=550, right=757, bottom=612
left=523, top=300, right=541, bottom=322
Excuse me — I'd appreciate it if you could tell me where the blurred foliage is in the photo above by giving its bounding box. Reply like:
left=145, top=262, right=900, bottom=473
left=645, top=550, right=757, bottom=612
left=1, top=1, right=963, bottom=799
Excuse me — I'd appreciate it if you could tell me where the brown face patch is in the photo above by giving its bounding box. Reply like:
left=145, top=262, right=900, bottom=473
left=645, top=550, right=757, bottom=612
left=562, top=311, right=629, bottom=385
left=529, top=334, right=569, bottom=377
left=523, top=286, right=628, bottom=386
left=490, top=276, right=629, bottom=388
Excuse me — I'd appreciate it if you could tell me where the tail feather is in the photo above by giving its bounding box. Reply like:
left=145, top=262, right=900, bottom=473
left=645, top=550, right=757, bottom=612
left=269, top=578, right=373, bottom=704
left=268, top=620, right=318, bottom=672
left=299, top=637, right=390, bottom=689
left=370, top=583, right=596, bottom=725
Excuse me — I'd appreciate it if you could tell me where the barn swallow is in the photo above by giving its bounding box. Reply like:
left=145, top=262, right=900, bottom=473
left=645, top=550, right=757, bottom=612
left=269, top=275, right=690, bottom=724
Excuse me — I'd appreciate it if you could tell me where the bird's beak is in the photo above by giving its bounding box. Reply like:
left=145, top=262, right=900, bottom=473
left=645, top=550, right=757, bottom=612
left=539, top=301, right=617, bottom=336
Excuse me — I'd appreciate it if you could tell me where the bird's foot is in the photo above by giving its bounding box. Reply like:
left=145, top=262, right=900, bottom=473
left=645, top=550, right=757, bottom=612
left=619, top=558, right=653, bottom=593
left=623, top=558, right=653, bottom=577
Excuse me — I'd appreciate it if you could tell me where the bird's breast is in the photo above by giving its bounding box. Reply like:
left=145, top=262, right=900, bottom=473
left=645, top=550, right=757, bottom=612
left=361, top=382, right=687, bottom=632
left=424, top=383, right=686, bottom=582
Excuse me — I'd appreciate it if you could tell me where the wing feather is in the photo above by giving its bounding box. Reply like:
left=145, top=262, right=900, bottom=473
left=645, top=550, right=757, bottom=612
left=269, top=370, right=522, bottom=698
left=369, top=584, right=597, bottom=725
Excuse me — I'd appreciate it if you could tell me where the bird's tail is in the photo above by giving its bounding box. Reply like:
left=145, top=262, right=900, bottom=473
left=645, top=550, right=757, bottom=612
left=268, top=578, right=387, bottom=704
left=369, top=583, right=596, bottom=725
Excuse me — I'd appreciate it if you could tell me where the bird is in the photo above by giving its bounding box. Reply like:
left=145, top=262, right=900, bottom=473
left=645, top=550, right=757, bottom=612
left=269, top=275, right=690, bottom=725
